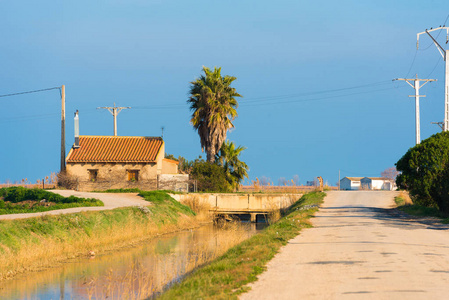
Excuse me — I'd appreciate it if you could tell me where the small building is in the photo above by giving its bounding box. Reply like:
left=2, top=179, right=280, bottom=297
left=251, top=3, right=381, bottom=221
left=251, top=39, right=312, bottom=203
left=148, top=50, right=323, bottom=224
left=339, top=177, right=363, bottom=190
left=360, top=177, right=395, bottom=191
left=65, top=135, right=188, bottom=191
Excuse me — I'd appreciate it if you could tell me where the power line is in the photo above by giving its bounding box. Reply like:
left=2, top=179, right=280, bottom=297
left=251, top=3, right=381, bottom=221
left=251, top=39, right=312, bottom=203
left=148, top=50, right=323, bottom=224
left=132, top=80, right=396, bottom=110
left=426, top=56, right=442, bottom=77
left=240, top=86, right=405, bottom=107
left=0, top=87, right=60, bottom=98
left=404, top=49, right=418, bottom=78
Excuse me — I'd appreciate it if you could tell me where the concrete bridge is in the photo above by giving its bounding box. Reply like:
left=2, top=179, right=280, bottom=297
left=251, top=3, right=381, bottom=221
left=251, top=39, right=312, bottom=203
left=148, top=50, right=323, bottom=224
left=170, top=193, right=303, bottom=222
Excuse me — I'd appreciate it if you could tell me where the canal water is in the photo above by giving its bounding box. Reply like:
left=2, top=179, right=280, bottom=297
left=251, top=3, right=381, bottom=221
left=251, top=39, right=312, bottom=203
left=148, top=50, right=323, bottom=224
left=0, top=223, right=267, bottom=299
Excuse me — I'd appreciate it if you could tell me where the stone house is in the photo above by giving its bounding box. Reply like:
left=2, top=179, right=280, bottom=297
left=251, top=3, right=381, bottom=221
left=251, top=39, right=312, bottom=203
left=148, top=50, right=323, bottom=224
left=65, top=135, right=187, bottom=191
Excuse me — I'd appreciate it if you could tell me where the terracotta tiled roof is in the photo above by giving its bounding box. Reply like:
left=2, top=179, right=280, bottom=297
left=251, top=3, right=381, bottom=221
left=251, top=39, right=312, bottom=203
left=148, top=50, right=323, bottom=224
left=67, top=136, right=163, bottom=163
left=163, top=158, right=179, bottom=165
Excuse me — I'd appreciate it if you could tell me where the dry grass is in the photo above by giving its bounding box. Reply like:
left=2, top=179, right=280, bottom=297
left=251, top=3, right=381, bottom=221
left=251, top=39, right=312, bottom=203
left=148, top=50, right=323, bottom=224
left=180, top=195, right=212, bottom=222
left=239, top=184, right=337, bottom=193
left=398, top=191, right=413, bottom=205
left=0, top=200, right=203, bottom=281
left=79, top=224, right=250, bottom=299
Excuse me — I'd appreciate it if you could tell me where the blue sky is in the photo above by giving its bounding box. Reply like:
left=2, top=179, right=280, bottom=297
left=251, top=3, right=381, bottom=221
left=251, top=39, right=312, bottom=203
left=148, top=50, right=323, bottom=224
left=1, top=1, right=448, bottom=186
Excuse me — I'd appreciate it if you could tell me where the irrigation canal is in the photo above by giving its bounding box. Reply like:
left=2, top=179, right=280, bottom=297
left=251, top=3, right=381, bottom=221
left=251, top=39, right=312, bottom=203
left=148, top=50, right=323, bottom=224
left=0, top=223, right=267, bottom=299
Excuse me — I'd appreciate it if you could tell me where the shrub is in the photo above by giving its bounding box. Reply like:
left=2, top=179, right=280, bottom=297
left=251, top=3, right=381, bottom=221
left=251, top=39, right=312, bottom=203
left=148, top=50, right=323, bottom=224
left=57, top=171, right=78, bottom=190
left=190, top=160, right=232, bottom=192
left=396, top=131, right=449, bottom=213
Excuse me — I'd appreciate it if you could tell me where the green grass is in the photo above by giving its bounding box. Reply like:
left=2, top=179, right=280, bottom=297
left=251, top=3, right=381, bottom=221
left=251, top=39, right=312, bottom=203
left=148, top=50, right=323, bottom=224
left=0, top=207, right=146, bottom=254
left=158, top=191, right=325, bottom=299
left=0, top=187, right=103, bottom=215
left=97, top=188, right=185, bottom=194
left=0, top=191, right=198, bottom=280
left=138, top=191, right=195, bottom=224
left=394, top=195, right=449, bottom=224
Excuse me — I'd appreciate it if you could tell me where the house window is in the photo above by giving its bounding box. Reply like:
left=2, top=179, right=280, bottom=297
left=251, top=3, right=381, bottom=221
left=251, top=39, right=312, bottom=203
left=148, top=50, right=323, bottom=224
left=88, top=169, right=98, bottom=181
left=127, top=170, right=139, bottom=182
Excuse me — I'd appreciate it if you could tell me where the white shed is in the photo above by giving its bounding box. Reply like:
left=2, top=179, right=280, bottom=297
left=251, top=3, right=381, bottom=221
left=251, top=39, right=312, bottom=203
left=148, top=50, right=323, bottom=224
left=361, top=177, right=394, bottom=190
left=340, top=177, right=363, bottom=190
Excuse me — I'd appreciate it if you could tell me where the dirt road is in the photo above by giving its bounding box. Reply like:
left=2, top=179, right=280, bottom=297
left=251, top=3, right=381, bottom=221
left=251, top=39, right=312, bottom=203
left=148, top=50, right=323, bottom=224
left=0, top=190, right=149, bottom=221
left=241, top=191, right=449, bottom=300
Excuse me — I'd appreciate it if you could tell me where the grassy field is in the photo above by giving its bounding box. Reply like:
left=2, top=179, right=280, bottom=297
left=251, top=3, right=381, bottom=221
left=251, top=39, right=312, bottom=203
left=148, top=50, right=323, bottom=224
left=158, top=191, right=325, bottom=299
left=0, top=187, right=103, bottom=215
left=394, top=191, right=449, bottom=224
left=0, top=191, right=200, bottom=281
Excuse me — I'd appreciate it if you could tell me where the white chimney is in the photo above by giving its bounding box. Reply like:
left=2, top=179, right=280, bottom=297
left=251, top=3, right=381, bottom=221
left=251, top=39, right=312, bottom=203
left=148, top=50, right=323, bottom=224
left=74, top=110, right=80, bottom=149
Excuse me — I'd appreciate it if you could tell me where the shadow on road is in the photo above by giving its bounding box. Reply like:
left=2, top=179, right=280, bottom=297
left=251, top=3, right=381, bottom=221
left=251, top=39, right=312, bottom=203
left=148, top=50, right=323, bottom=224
left=315, top=206, right=449, bottom=231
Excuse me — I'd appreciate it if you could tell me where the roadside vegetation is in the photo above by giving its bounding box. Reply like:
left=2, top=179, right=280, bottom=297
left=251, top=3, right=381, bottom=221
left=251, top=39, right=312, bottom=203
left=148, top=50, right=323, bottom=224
left=0, top=191, right=201, bottom=281
left=394, top=191, right=449, bottom=224
left=0, top=187, right=103, bottom=215
left=396, top=131, right=449, bottom=214
left=158, top=192, right=325, bottom=299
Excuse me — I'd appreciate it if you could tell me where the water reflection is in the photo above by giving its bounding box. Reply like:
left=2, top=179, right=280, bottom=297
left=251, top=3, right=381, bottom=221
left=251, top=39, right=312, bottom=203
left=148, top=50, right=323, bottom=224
left=0, top=223, right=266, bottom=299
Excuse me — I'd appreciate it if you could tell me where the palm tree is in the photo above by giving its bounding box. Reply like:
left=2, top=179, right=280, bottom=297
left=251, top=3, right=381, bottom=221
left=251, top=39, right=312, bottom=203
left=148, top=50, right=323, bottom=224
left=216, top=140, right=249, bottom=190
left=188, top=66, right=242, bottom=163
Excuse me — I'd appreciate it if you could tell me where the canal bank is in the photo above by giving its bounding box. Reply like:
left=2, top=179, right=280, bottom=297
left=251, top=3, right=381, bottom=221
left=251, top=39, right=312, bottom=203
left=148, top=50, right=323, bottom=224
left=0, top=191, right=207, bottom=281
left=0, top=191, right=324, bottom=299
left=159, top=192, right=325, bottom=299
left=0, top=223, right=266, bottom=299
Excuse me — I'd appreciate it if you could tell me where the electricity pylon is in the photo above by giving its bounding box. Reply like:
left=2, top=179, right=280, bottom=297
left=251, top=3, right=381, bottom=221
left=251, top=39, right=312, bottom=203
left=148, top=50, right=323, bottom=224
left=97, top=103, right=131, bottom=136
left=417, top=26, right=449, bottom=130
left=394, top=75, right=436, bottom=145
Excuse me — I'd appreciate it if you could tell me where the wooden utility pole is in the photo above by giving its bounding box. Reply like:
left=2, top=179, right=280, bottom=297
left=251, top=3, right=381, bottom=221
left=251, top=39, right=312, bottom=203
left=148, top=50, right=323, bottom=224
left=61, top=85, right=66, bottom=172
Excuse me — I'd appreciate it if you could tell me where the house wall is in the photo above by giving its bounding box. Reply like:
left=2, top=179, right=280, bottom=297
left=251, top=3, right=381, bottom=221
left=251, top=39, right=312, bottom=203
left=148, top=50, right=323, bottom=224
left=340, top=178, right=361, bottom=190
left=340, top=178, right=352, bottom=190
left=370, top=180, right=385, bottom=190
left=351, top=180, right=361, bottom=190
left=162, top=159, right=178, bottom=174
left=66, top=162, right=158, bottom=191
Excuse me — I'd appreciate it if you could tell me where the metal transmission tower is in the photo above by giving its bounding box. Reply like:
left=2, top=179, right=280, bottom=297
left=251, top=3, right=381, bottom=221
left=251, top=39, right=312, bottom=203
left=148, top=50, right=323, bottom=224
left=97, top=103, right=131, bottom=136
left=394, top=75, right=436, bottom=145
left=417, top=26, right=449, bottom=130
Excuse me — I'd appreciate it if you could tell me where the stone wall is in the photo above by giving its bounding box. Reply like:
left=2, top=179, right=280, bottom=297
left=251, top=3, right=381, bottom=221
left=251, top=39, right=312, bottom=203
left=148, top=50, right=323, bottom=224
left=157, top=174, right=189, bottom=192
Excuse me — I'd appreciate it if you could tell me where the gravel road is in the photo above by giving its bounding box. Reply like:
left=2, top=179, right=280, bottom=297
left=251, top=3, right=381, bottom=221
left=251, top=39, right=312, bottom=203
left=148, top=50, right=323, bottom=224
left=241, top=191, right=449, bottom=300
left=0, top=190, right=150, bottom=221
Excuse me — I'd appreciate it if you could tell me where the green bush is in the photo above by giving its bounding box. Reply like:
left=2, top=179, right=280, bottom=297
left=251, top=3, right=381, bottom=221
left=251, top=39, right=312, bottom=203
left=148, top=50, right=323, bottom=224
left=0, top=187, right=103, bottom=215
left=190, top=160, right=232, bottom=192
left=396, top=131, right=449, bottom=213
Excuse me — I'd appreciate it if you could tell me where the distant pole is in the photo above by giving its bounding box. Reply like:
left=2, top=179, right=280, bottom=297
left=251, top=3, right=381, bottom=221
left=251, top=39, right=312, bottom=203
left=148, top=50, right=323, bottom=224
left=394, top=75, right=436, bottom=145
left=60, top=85, right=66, bottom=172
left=417, top=27, right=449, bottom=130
left=97, top=103, right=131, bottom=136
left=338, top=170, right=340, bottom=191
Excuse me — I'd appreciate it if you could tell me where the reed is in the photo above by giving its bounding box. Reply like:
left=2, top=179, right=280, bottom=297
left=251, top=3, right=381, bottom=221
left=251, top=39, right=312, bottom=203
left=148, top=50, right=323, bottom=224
left=0, top=192, right=200, bottom=281
left=73, top=223, right=252, bottom=299
left=179, top=194, right=212, bottom=222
